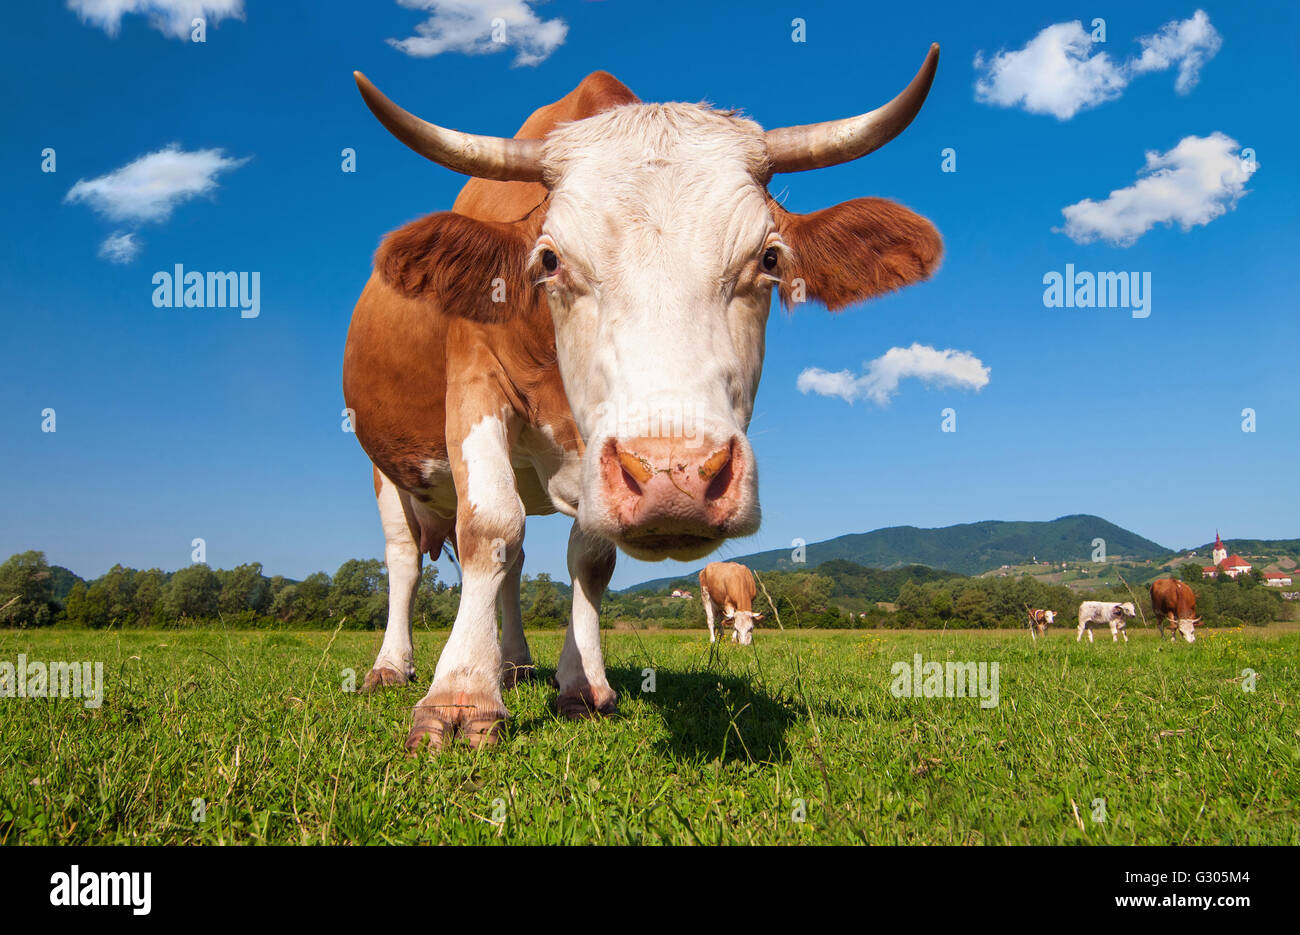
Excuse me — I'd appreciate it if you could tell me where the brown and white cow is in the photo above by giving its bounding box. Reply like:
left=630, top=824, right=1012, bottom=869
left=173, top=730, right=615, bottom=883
left=1027, top=608, right=1055, bottom=637
left=1150, top=578, right=1200, bottom=643
left=698, top=562, right=764, bottom=645
left=344, top=48, right=943, bottom=751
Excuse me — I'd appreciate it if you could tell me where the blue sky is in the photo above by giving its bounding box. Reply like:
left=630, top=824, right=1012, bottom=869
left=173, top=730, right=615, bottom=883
left=1, top=0, right=1296, bottom=590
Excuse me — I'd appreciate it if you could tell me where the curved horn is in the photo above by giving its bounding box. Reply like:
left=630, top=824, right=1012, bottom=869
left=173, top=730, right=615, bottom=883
left=765, top=43, right=939, bottom=174
left=354, top=71, right=545, bottom=183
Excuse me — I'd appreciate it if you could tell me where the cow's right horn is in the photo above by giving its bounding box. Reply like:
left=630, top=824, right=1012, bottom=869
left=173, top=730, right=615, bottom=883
left=354, top=72, right=545, bottom=183
left=764, top=43, right=939, bottom=174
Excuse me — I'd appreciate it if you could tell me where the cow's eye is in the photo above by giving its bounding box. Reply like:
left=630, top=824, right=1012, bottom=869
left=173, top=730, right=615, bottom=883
left=541, top=249, right=559, bottom=274
left=762, top=246, right=779, bottom=272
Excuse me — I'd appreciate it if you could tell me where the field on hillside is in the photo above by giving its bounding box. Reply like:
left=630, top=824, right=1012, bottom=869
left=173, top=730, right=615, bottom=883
left=2, top=625, right=1298, bottom=845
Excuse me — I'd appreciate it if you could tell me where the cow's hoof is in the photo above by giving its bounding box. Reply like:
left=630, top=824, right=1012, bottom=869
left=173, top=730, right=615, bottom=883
left=405, top=691, right=509, bottom=753
left=502, top=663, right=537, bottom=689
left=360, top=666, right=411, bottom=693
left=556, top=683, right=618, bottom=720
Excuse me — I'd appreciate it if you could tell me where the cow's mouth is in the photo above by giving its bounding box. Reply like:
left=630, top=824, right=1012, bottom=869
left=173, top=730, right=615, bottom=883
left=617, top=532, right=721, bottom=561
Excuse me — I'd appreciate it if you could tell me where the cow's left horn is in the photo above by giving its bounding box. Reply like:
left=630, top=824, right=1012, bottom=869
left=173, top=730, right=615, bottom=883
left=354, top=72, right=545, bottom=183
left=764, top=44, right=939, bottom=174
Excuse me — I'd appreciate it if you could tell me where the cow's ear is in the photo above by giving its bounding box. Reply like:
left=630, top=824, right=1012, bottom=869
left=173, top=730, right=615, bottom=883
left=772, top=197, right=942, bottom=311
left=375, top=212, right=535, bottom=322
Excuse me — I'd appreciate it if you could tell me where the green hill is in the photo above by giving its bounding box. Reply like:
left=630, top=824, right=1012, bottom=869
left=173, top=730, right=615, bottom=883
left=624, top=514, right=1170, bottom=591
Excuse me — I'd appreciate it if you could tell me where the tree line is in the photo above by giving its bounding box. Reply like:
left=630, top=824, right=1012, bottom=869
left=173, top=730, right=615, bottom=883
left=0, top=550, right=1286, bottom=630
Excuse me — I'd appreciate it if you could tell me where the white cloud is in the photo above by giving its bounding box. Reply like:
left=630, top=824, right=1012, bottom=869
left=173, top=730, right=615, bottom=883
left=387, top=0, right=568, bottom=67
left=974, top=10, right=1221, bottom=119
left=65, top=144, right=249, bottom=224
left=65, top=145, right=248, bottom=262
left=68, top=0, right=244, bottom=40
left=1129, top=9, right=1221, bottom=93
left=1057, top=133, right=1255, bottom=246
left=798, top=344, right=991, bottom=406
left=98, top=231, right=142, bottom=264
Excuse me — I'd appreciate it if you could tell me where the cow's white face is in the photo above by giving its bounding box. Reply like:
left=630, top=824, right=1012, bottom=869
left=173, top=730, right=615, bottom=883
left=1044, top=611, right=1056, bottom=625
left=537, top=105, right=775, bottom=560
left=1175, top=618, right=1198, bottom=642
left=725, top=608, right=760, bottom=646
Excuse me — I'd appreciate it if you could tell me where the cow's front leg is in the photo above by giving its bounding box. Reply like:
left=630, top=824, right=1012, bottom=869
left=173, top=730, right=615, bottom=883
left=500, top=547, right=534, bottom=688
left=1087, top=628, right=1095, bottom=644
left=556, top=523, right=618, bottom=719
left=363, top=469, right=422, bottom=692
left=1076, top=626, right=1084, bottom=643
left=703, top=596, right=717, bottom=643
left=407, top=411, right=523, bottom=752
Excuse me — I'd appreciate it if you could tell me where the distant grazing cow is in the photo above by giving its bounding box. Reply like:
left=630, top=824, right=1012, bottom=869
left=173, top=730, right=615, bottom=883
left=1027, top=608, right=1055, bottom=637
left=1077, top=601, right=1136, bottom=643
left=1150, top=578, right=1200, bottom=643
left=698, top=562, right=763, bottom=645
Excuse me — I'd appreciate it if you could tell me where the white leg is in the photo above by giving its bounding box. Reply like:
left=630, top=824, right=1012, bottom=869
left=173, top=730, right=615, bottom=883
left=407, top=412, right=522, bottom=752
left=1087, top=628, right=1094, bottom=643
left=731, top=628, right=737, bottom=642
left=363, top=470, right=421, bottom=692
left=556, top=522, right=617, bottom=719
left=499, top=548, right=533, bottom=687
left=1076, top=626, right=1084, bottom=642
left=1122, top=628, right=1128, bottom=643
left=703, top=596, right=717, bottom=643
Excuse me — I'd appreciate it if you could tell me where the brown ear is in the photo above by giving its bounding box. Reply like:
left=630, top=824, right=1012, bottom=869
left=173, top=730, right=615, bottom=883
left=773, top=197, right=942, bottom=311
left=375, top=212, right=535, bottom=322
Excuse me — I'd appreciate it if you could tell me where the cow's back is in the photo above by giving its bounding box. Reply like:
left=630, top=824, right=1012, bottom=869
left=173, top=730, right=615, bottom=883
left=700, top=561, right=757, bottom=611
left=1151, top=578, right=1195, bottom=618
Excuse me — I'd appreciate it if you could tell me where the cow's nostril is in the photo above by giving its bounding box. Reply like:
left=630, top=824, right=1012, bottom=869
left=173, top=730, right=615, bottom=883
left=703, top=456, right=733, bottom=502
left=617, top=449, right=654, bottom=485
left=619, top=466, right=643, bottom=497
left=701, top=441, right=735, bottom=502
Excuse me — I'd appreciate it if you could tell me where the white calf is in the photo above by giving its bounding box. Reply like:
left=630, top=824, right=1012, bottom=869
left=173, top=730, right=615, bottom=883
left=1077, top=601, right=1136, bottom=643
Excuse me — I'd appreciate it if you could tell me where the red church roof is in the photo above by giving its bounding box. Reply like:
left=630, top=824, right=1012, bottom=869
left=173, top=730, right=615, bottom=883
left=1218, top=555, right=1250, bottom=569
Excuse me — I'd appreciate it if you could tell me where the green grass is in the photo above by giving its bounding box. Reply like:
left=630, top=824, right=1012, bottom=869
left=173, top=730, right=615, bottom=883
left=1, top=625, right=1297, bottom=844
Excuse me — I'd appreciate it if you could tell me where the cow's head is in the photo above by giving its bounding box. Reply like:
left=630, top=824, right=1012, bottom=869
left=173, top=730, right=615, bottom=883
left=1174, top=617, right=1201, bottom=643
left=725, top=607, right=763, bottom=645
left=1118, top=602, right=1136, bottom=618
left=357, top=48, right=942, bottom=560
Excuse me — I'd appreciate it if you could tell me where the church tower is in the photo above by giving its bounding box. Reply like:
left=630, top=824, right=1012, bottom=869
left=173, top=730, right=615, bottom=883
left=1212, top=531, right=1227, bottom=567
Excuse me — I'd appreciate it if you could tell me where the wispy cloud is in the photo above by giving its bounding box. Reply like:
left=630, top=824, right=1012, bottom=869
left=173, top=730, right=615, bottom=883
left=97, top=231, right=142, bottom=264
left=798, top=344, right=991, bottom=406
left=65, top=144, right=249, bottom=262
left=974, top=10, right=1221, bottom=119
left=68, top=0, right=244, bottom=40
left=387, top=0, right=568, bottom=67
left=1057, top=133, right=1255, bottom=246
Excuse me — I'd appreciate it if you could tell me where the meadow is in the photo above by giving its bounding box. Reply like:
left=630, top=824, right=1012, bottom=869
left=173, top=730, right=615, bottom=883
left=2, top=624, right=1297, bottom=845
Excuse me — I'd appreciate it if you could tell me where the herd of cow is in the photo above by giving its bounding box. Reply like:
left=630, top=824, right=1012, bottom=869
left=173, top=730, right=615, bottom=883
left=340, top=45, right=1205, bottom=753
left=699, top=564, right=1203, bottom=645
left=1029, top=578, right=1202, bottom=644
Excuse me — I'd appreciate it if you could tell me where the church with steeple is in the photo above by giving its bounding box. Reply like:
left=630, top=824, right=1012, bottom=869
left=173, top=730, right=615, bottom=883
left=1203, top=532, right=1253, bottom=578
